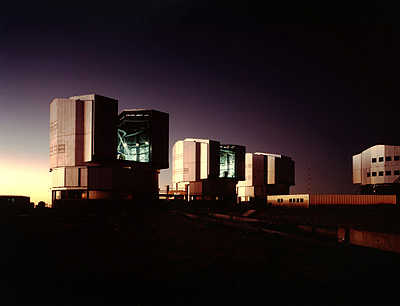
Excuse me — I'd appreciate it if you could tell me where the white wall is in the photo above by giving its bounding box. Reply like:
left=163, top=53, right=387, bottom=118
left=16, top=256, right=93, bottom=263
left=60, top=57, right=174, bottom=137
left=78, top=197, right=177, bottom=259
left=353, top=145, right=400, bottom=186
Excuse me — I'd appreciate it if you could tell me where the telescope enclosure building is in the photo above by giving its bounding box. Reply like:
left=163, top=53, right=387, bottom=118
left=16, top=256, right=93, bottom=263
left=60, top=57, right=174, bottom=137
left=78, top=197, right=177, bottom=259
left=49, top=94, right=169, bottom=207
left=172, top=138, right=245, bottom=201
left=236, top=152, right=295, bottom=202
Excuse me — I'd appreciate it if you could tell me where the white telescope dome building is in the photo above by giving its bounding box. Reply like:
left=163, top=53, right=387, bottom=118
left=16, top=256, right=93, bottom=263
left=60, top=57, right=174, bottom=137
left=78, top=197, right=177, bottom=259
left=49, top=94, right=169, bottom=207
left=236, top=152, right=295, bottom=202
left=172, top=138, right=245, bottom=201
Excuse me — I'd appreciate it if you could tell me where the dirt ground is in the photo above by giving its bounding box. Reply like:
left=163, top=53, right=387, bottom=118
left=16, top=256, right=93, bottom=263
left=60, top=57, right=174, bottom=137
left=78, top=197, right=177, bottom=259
left=2, top=205, right=400, bottom=305
left=250, top=206, right=400, bottom=233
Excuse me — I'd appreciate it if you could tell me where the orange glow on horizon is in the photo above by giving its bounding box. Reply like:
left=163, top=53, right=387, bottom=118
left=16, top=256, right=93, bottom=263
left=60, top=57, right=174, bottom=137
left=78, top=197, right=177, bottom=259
left=0, top=156, right=50, bottom=204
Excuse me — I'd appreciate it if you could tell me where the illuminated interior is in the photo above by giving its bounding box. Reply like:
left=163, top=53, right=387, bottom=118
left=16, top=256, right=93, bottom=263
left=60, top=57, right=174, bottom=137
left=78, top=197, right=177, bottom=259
left=117, top=119, right=150, bottom=162
left=219, top=146, right=236, bottom=178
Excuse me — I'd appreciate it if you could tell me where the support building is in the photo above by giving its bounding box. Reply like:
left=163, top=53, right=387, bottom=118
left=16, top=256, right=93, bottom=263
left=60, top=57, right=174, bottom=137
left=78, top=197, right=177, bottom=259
left=353, top=145, right=400, bottom=196
left=49, top=94, right=168, bottom=207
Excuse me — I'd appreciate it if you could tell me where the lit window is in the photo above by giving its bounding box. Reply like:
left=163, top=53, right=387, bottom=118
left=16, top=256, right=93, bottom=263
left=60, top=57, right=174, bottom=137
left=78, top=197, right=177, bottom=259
left=372, top=172, right=377, bottom=176
left=367, top=172, right=371, bottom=177
left=386, top=156, right=392, bottom=161
left=395, top=156, right=400, bottom=161
left=386, top=171, right=391, bottom=176
left=379, top=171, right=384, bottom=176
left=379, top=157, right=384, bottom=162
left=372, top=158, right=377, bottom=163
left=394, top=170, right=400, bottom=175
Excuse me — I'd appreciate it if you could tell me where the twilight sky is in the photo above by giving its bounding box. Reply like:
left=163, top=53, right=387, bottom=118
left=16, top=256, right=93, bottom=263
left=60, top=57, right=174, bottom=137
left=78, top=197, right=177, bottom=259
left=0, top=1, right=398, bottom=204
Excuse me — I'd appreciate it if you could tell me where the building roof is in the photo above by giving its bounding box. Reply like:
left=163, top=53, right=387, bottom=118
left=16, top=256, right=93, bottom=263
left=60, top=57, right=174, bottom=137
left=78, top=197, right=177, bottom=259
left=355, top=144, right=400, bottom=156
left=69, top=94, right=117, bottom=102
left=254, top=152, right=282, bottom=158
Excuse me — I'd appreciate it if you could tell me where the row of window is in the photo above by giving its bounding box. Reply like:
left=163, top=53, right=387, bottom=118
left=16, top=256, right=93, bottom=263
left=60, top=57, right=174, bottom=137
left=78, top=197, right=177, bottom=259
left=276, top=198, right=304, bottom=203
left=289, top=198, right=304, bottom=203
left=372, top=156, right=400, bottom=163
left=367, top=170, right=400, bottom=177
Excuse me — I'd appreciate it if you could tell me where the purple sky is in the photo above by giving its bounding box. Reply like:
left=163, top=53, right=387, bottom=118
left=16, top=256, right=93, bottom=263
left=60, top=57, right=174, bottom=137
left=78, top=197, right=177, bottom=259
left=0, top=2, right=397, bottom=203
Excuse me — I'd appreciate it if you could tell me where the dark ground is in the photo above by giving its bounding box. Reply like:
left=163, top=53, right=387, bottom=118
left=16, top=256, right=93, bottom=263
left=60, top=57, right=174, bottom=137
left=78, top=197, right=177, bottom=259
left=2, top=204, right=400, bottom=305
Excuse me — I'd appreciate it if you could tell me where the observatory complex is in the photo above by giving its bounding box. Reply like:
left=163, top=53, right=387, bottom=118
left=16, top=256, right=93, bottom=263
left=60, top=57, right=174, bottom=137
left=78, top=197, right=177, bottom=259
left=46, top=94, right=400, bottom=210
left=49, top=94, right=169, bottom=207
left=49, top=93, right=296, bottom=206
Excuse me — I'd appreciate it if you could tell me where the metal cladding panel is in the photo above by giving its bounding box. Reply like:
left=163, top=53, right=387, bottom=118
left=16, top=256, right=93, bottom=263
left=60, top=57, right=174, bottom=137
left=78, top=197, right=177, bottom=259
left=253, top=154, right=266, bottom=186
left=254, top=186, right=265, bottom=197
left=51, top=168, right=65, bottom=188
left=195, top=142, right=201, bottom=181
left=184, top=141, right=197, bottom=182
left=49, top=100, right=58, bottom=168
left=352, top=154, right=361, bottom=184
left=234, top=145, right=246, bottom=180
left=200, top=142, right=209, bottom=179
left=244, top=153, right=253, bottom=185
left=172, top=142, right=176, bottom=185
left=384, top=145, right=400, bottom=184
left=208, top=140, right=220, bottom=179
left=360, top=147, right=371, bottom=185
left=289, top=158, right=295, bottom=186
left=172, top=141, right=184, bottom=186
left=237, top=186, right=255, bottom=197
left=65, top=167, right=79, bottom=187
left=188, top=181, right=203, bottom=196
left=83, top=100, right=93, bottom=162
left=60, top=99, right=76, bottom=167
left=87, top=167, right=113, bottom=189
left=369, top=145, right=385, bottom=185
left=149, top=110, right=169, bottom=169
left=49, top=98, right=76, bottom=168
left=267, top=155, right=275, bottom=184
left=50, top=98, right=87, bottom=168
left=80, top=168, right=88, bottom=187
left=309, top=194, right=396, bottom=206
left=275, top=156, right=295, bottom=186
left=74, top=100, right=84, bottom=165
left=112, top=166, right=158, bottom=194
left=92, top=96, right=117, bottom=162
